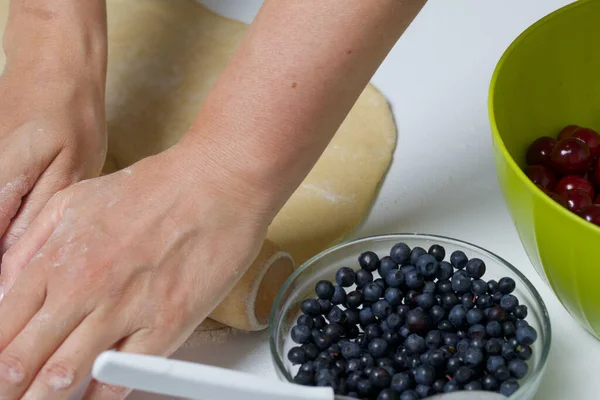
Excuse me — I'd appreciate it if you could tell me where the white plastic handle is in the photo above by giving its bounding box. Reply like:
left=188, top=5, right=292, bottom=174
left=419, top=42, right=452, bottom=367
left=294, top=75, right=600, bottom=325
left=92, top=350, right=334, bottom=400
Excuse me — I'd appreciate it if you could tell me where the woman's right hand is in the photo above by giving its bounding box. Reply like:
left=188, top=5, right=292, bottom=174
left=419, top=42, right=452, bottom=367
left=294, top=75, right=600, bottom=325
left=0, top=62, right=108, bottom=255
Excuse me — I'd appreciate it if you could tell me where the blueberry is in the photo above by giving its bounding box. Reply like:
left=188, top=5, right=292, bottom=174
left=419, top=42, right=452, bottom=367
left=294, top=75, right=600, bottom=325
left=328, top=306, right=346, bottom=324
left=460, top=293, right=476, bottom=310
left=438, top=320, right=453, bottom=333
left=429, top=305, right=446, bottom=324
left=323, top=323, right=343, bottom=338
left=294, top=371, right=313, bottom=386
left=428, top=244, right=446, bottom=262
left=314, top=332, right=333, bottom=349
left=444, top=380, right=461, bottom=392
left=404, top=269, right=424, bottom=290
left=482, top=374, right=500, bottom=391
left=415, top=384, right=432, bottom=398
left=516, top=325, right=537, bottom=345
left=441, top=293, right=459, bottom=309
left=291, top=324, right=312, bottom=344
left=390, top=242, right=411, bottom=264
left=347, top=359, right=363, bottom=373
left=405, top=334, right=427, bottom=355
left=369, top=367, right=392, bottom=389
left=409, top=247, right=427, bottom=265
left=377, top=388, right=400, bottom=400
left=347, top=373, right=362, bottom=390
left=301, top=298, right=321, bottom=316
left=296, top=315, right=314, bottom=328
left=416, top=292, right=436, bottom=310
left=357, top=308, right=375, bottom=326
left=356, top=269, right=374, bottom=289
left=385, top=270, right=404, bottom=288
left=485, top=338, right=502, bottom=355
left=399, top=390, right=419, bottom=400
left=344, top=309, right=360, bottom=326
left=361, top=354, right=376, bottom=368
left=346, top=325, right=360, bottom=339
left=336, top=267, right=356, bottom=287
left=416, top=254, right=439, bottom=278
left=368, top=338, right=388, bottom=358
left=385, top=288, right=404, bottom=306
left=315, top=280, right=335, bottom=300
left=498, top=277, right=516, bottom=294
left=517, top=344, right=533, bottom=360
left=299, top=361, right=315, bottom=375
left=466, top=308, right=484, bottom=325
left=331, top=285, right=347, bottom=306
left=432, top=379, right=446, bottom=393
left=437, top=279, right=453, bottom=293
left=465, top=258, right=486, bottom=278
left=471, top=279, right=487, bottom=295
left=486, top=321, right=503, bottom=338
left=449, top=305, right=467, bottom=327
left=396, top=304, right=410, bottom=318
left=515, top=319, right=529, bottom=330
left=357, top=379, right=373, bottom=396
left=373, top=299, right=392, bottom=319
left=456, top=339, right=470, bottom=354
left=450, top=250, right=468, bottom=269
left=359, top=251, right=380, bottom=272
left=383, top=332, right=401, bottom=347
left=425, top=330, right=443, bottom=349
left=413, top=364, right=435, bottom=386
left=314, top=316, right=326, bottom=329
left=328, top=343, right=342, bottom=358
left=446, top=356, right=462, bottom=374
left=487, top=279, right=499, bottom=293
left=318, top=299, right=332, bottom=314
left=404, top=290, right=420, bottom=307
left=470, top=337, right=486, bottom=349
left=365, top=324, right=383, bottom=340
left=288, top=347, right=307, bottom=365
left=476, top=294, right=494, bottom=309
left=464, top=381, right=482, bottom=391
left=501, top=321, right=515, bottom=338
left=499, top=379, right=520, bottom=396
left=452, top=273, right=472, bottom=294
left=508, top=359, right=528, bottom=379
left=429, top=349, right=447, bottom=368
left=386, top=313, right=404, bottom=331
left=406, top=308, right=432, bottom=334
left=500, top=294, right=519, bottom=312
left=398, top=325, right=411, bottom=338
left=492, top=291, right=504, bottom=304
left=514, top=304, right=528, bottom=319
left=421, top=281, right=435, bottom=294
left=362, top=283, right=382, bottom=303
left=344, top=291, right=362, bottom=310
left=437, top=261, right=454, bottom=280
left=454, top=366, right=474, bottom=384
left=374, top=278, right=387, bottom=291
left=488, top=305, right=507, bottom=322
left=464, top=347, right=484, bottom=366
left=494, top=365, right=511, bottom=381
left=379, top=256, right=399, bottom=278
left=302, top=343, right=319, bottom=360
left=468, top=324, right=486, bottom=339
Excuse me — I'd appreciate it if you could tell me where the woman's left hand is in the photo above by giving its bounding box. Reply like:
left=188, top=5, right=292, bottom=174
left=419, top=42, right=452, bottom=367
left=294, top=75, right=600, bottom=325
left=0, top=145, right=270, bottom=399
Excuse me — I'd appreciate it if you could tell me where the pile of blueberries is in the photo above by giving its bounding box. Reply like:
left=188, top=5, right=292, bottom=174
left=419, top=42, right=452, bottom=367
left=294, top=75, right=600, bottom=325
left=286, top=242, right=538, bottom=400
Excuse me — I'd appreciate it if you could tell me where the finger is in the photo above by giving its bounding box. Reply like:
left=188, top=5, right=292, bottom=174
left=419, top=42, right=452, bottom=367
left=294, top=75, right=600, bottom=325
left=21, top=310, right=123, bottom=400
left=0, top=189, right=70, bottom=291
left=1, top=156, right=76, bottom=253
left=84, top=330, right=178, bottom=400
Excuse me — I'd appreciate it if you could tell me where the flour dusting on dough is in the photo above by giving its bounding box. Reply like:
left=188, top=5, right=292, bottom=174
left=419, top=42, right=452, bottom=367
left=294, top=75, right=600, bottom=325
left=301, top=183, right=356, bottom=203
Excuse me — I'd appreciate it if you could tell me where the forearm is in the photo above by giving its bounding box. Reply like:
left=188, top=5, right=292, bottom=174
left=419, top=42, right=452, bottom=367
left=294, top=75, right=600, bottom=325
left=182, top=0, right=426, bottom=216
left=3, top=0, right=107, bottom=86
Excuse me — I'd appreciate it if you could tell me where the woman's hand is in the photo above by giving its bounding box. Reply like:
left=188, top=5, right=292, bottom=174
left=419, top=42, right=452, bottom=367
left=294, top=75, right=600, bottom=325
left=0, top=145, right=270, bottom=399
left=0, top=66, right=107, bottom=257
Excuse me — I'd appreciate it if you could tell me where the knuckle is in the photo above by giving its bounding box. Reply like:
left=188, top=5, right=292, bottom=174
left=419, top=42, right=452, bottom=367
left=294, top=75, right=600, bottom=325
left=0, top=352, right=26, bottom=384
left=38, top=361, right=75, bottom=391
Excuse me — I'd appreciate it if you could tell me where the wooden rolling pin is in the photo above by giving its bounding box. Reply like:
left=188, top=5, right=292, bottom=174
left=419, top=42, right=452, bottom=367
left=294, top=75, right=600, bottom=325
left=204, top=239, right=294, bottom=331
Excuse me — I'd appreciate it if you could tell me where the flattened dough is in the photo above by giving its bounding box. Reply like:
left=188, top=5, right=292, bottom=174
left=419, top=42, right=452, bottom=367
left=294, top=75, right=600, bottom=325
left=0, top=0, right=397, bottom=334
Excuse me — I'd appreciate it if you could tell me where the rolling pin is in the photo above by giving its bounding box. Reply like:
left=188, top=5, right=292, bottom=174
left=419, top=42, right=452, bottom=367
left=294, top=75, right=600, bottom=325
left=203, top=239, right=294, bottom=331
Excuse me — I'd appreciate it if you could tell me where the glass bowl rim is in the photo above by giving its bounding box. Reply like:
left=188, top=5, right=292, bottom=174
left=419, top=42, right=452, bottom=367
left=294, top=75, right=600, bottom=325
left=268, top=233, right=552, bottom=399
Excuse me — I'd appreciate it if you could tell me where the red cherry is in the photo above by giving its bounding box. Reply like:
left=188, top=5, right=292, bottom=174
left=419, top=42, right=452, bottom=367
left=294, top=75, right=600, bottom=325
left=524, top=165, right=556, bottom=189
left=549, top=137, right=592, bottom=175
left=526, top=136, right=556, bottom=166
left=563, top=189, right=592, bottom=214
left=571, top=128, right=600, bottom=159
left=580, top=204, right=600, bottom=226
left=594, top=157, right=600, bottom=186
left=555, top=175, right=595, bottom=198
left=558, top=124, right=581, bottom=140
left=541, top=188, right=568, bottom=208
left=595, top=194, right=600, bottom=204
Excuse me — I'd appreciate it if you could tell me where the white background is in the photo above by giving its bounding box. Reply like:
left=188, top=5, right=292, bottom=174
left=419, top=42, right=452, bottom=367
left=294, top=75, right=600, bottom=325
left=128, top=1, right=599, bottom=399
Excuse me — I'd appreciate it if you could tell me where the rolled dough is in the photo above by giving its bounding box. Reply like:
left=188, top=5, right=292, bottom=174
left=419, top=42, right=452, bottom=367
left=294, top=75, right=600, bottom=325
left=0, top=0, right=397, bottom=337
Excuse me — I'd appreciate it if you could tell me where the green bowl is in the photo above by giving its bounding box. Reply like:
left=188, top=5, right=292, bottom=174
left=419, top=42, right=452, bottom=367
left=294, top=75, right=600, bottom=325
left=489, top=0, right=600, bottom=338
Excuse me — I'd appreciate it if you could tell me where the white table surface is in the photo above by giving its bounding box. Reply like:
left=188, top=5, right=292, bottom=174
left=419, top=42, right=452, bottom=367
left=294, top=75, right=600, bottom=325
left=128, top=1, right=600, bottom=399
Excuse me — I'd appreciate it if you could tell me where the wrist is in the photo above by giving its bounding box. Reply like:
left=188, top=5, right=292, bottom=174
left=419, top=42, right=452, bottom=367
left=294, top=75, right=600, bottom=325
left=3, top=0, right=107, bottom=88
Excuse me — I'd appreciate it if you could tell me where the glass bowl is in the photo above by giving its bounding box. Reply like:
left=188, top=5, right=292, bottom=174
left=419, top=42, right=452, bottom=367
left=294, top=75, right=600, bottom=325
left=269, top=233, right=551, bottom=399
